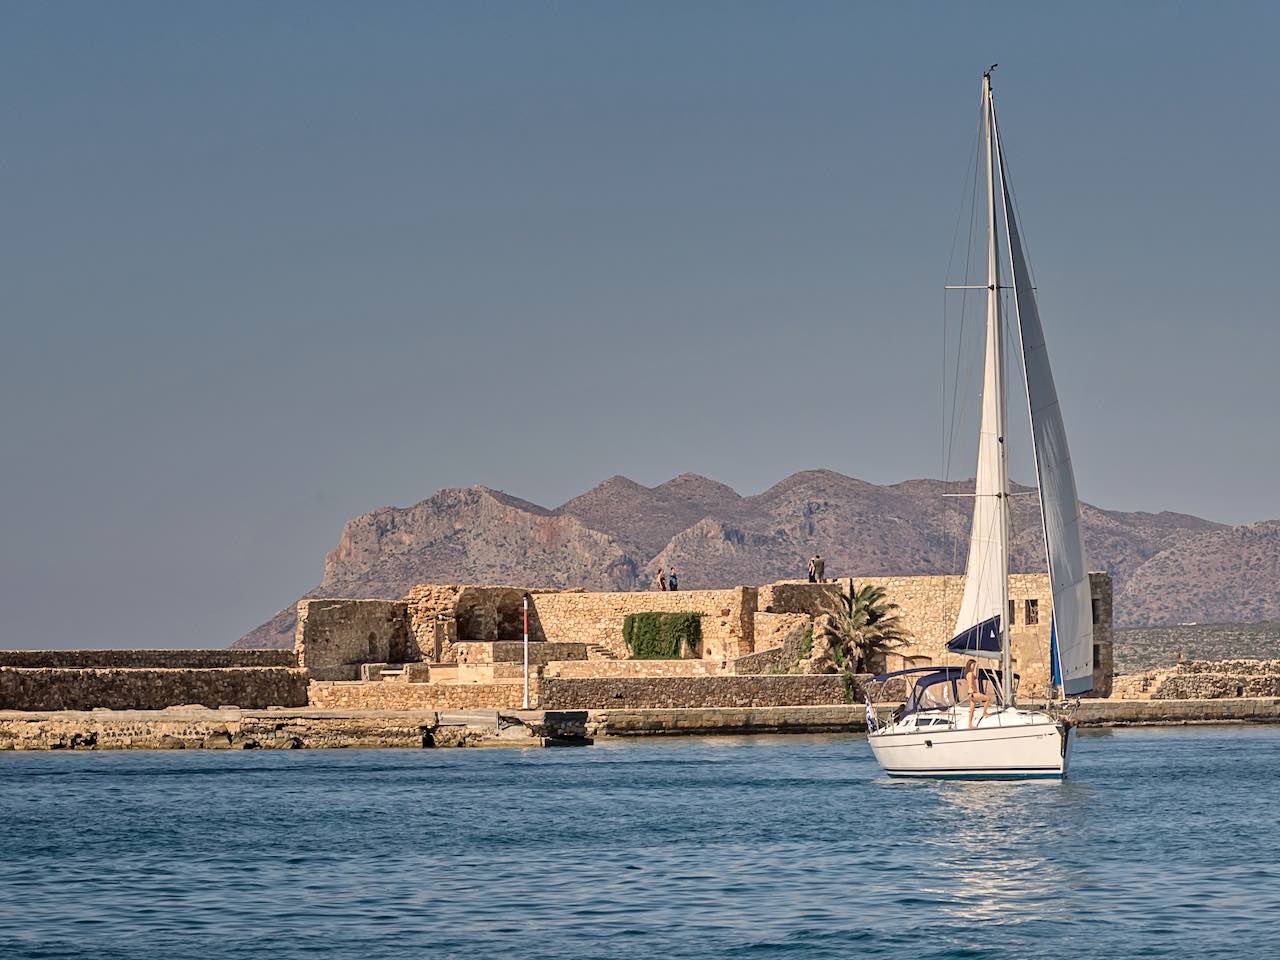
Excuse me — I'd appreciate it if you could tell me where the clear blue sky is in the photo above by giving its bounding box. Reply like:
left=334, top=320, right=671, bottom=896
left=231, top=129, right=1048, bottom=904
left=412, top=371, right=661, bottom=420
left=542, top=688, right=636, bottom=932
left=2, top=2, right=1277, bottom=648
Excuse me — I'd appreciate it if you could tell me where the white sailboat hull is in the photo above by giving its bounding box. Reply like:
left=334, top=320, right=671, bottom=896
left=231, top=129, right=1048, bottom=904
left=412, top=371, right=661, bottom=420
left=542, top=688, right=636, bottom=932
left=868, top=707, right=1070, bottom=779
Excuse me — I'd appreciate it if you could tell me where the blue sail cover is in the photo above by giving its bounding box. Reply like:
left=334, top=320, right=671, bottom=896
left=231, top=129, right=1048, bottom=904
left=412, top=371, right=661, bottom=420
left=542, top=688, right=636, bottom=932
left=946, top=614, right=1002, bottom=659
left=1049, top=615, right=1061, bottom=688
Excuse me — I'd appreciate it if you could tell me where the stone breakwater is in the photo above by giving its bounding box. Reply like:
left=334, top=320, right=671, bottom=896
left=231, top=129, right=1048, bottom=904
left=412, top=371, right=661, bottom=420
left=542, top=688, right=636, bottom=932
left=0, top=708, right=572, bottom=750
left=4, top=699, right=1279, bottom=750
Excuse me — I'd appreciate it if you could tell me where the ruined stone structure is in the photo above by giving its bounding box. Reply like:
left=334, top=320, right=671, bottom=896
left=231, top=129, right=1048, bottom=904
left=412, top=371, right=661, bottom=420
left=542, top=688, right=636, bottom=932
left=289, top=571, right=1115, bottom=710
left=294, top=599, right=411, bottom=680
left=1111, top=659, right=1280, bottom=701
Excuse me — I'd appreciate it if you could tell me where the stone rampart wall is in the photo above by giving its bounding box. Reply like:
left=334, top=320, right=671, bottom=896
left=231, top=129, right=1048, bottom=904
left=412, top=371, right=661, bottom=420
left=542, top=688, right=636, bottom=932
left=295, top=599, right=410, bottom=680
left=538, top=674, right=851, bottom=710
left=0, top=667, right=309, bottom=711
left=529, top=588, right=756, bottom=659
left=453, top=641, right=589, bottom=665
left=0, top=649, right=297, bottom=669
left=542, top=659, right=722, bottom=679
left=307, top=680, right=528, bottom=711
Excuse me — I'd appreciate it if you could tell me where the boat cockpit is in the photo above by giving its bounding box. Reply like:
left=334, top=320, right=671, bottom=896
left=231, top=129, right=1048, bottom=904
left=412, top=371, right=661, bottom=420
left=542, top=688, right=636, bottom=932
left=868, top=665, right=1012, bottom=725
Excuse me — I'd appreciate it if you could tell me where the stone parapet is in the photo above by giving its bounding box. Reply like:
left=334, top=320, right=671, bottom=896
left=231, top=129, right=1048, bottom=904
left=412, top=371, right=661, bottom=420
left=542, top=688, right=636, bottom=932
left=543, top=659, right=722, bottom=679
left=307, top=680, right=530, bottom=711
left=539, top=674, right=851, bottom=710
left=0, top=667, right=309, bottom=711
left=453, top=641, right=589, bottom=665
left=0, top=649, right=298, bottom=669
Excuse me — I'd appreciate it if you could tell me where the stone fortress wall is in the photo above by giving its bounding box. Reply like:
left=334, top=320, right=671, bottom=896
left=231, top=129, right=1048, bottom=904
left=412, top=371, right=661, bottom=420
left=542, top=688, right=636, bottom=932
left=528, top=587, right=757, bottom=659
left=0, top=568, right=1186, bottom=715
left=0, top=646, right=307, bottom=711
left=0, top=667, right=309, bottom=712
left=0, top=647, right=307, bottom=716
left=291, top=571, right=1116, bottom=711
left=0, top=649, right=297, bottom=669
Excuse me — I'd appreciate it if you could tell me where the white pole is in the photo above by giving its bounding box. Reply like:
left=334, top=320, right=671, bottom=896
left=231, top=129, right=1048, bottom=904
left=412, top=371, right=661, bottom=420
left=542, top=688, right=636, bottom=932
left=522, top=594, right=530, bottom=710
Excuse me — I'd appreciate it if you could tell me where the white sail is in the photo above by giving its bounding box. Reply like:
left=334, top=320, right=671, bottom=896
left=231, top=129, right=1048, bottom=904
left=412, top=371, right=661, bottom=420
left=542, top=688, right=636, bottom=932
left=952, top=78, right=1009, bottom=661
left=995, top=136, right=1095, bottom=695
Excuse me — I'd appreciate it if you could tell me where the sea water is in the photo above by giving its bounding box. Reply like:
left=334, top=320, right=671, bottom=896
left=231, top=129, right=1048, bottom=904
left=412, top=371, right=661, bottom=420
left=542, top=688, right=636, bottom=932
left=1, top=727, right=1277, bottom=960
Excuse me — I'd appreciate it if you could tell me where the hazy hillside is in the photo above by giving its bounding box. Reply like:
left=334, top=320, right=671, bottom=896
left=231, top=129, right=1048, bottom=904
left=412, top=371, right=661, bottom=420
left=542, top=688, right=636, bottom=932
left=236, top=470, right=1269, bottom=649
left=1115, top=621, right=1280, bottom=673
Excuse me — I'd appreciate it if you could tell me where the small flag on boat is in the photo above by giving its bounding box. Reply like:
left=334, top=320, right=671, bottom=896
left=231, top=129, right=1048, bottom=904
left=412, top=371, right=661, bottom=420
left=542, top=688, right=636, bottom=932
left=864, top=693, right=878, bottom=732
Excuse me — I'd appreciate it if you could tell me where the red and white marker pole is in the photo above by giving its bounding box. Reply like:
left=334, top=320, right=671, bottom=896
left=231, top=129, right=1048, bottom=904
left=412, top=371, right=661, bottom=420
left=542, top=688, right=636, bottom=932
left=522, top=594, right=530, bottom=710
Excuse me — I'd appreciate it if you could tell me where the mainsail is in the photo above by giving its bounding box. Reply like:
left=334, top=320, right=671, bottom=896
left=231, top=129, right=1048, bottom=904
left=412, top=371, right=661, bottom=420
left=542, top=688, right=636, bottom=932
left=996, top=131, right=1095, bottom=695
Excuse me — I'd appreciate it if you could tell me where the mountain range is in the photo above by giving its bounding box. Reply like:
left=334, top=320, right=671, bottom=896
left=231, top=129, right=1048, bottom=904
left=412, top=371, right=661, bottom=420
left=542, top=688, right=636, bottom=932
left=236, top=470, right=1279, bottom=648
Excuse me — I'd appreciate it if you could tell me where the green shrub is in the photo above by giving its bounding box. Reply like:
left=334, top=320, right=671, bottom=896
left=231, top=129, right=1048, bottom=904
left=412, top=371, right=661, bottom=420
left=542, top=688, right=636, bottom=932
left=622, top=612, right=703, bottom=659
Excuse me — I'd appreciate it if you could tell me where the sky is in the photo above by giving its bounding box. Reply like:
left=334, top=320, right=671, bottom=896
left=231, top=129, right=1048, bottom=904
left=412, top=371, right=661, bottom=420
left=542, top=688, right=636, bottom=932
left=2, top=2, right=1277, bottom=648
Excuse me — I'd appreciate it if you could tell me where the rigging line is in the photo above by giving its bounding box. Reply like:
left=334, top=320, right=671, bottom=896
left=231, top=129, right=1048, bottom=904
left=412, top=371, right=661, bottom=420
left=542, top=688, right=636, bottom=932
left=942, top=95, right=986, bottom=490
left=943, top=99, right=984, bottom=493
left=947, top=95, right=987, bottom=576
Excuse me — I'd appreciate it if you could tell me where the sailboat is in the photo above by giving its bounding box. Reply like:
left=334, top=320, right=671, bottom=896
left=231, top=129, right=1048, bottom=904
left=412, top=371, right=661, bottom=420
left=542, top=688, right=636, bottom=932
left=866, top=69, right=1094, bottom=780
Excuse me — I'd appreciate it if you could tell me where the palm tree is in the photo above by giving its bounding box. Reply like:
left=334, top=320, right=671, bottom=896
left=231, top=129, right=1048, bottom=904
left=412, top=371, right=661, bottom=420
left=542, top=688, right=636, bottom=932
left=816, top=581, right=910, bottom=675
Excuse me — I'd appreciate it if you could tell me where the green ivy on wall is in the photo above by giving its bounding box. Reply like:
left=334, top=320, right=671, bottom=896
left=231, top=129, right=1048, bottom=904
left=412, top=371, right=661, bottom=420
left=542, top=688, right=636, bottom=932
left=622, top=612, right=703, bottom=660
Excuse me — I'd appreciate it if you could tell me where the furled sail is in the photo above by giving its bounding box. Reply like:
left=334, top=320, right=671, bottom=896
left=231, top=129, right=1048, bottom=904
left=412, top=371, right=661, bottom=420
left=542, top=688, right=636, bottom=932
left=998, top=164, right=1095, bottom=695
left=950, top=293, right=1009, bottom=657
left=950, top=87, right=1009, bottom=662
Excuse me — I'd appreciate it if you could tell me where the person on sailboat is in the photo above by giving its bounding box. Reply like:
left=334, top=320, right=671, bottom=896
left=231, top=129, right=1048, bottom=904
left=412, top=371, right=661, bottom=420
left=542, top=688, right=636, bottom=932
left=964, top=659, right=992, bottom=728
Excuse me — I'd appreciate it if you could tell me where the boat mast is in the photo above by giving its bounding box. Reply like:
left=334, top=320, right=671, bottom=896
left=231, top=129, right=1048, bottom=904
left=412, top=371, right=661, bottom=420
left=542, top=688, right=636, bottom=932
left=982, top=67, right=1014, bottom=706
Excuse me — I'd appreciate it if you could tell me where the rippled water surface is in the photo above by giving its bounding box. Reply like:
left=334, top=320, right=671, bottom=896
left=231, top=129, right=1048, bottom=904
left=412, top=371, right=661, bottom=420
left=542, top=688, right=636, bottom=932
left=2, top=727, right=1277, bottom=959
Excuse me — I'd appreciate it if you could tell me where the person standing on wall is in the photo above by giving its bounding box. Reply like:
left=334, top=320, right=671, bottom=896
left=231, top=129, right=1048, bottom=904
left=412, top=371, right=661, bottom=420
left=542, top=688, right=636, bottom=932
left=668, top=568, right=679, bottom=591
left=656, top=568, right=668, bottom=591
left=807, top=555, right=817, bottom=582
left=813, top=554, right=825, bottom=583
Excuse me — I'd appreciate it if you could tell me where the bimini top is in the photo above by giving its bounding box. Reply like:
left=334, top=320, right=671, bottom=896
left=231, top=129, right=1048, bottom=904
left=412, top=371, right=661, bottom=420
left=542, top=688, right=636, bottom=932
left=870, top=666, right=966, bottom=684
left=870, top=665, right=1009, bottom=716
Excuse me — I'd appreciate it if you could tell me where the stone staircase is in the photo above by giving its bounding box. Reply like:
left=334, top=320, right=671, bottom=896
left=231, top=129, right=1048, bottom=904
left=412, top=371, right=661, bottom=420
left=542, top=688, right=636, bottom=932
left=586, top=643, right=620, bottom=661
